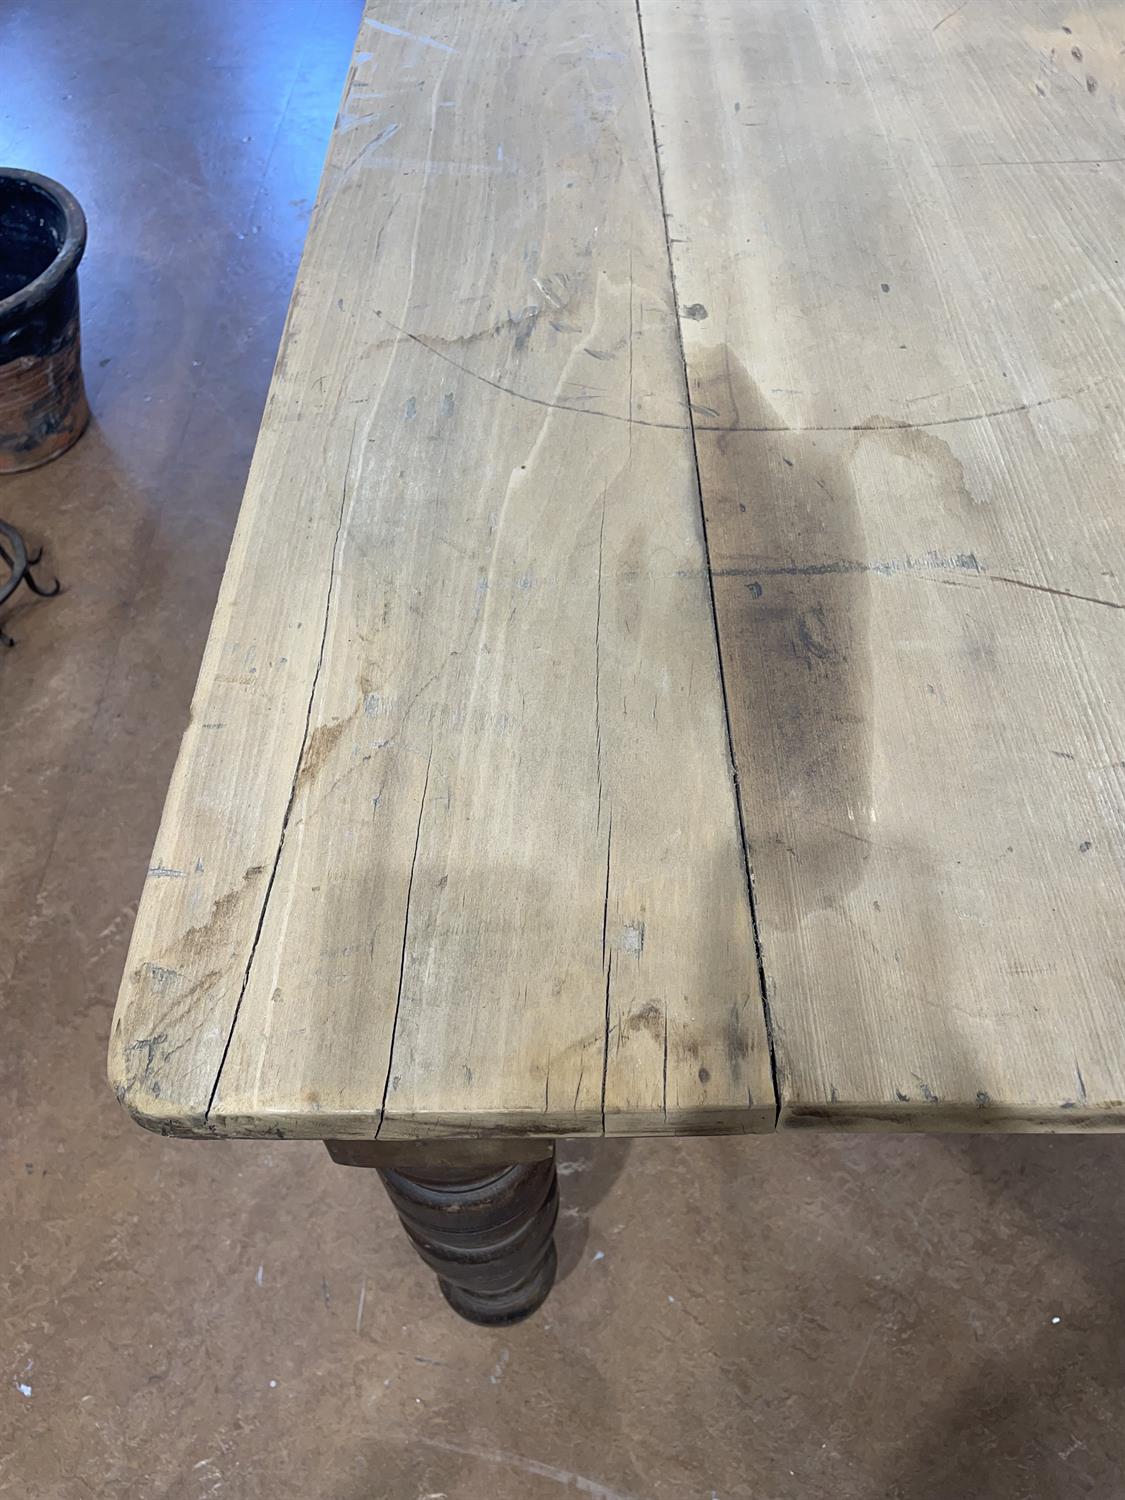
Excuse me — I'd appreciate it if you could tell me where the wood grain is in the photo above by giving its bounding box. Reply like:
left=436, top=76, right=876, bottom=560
left=108, top=0, right=775, bottom=1140
left=641, top=0, right=1125, bottom=1128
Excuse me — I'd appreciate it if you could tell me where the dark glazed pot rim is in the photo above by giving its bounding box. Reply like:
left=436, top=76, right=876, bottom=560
left=0, top=168, right=87, bottom=332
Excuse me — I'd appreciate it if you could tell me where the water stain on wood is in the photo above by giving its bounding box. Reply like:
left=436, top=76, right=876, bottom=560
left=689, top=343, right=875, bottom=918
left=863, top=418, right=976, bottom=511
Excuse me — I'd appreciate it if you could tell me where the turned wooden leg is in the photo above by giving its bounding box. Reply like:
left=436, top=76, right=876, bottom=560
left=325, top=1139, right=559, bottom=1326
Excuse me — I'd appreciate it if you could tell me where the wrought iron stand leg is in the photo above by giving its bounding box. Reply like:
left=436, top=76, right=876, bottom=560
left=0, top=519, right=60, bottom=645
left=325, top=1140, right=560, bottom=1326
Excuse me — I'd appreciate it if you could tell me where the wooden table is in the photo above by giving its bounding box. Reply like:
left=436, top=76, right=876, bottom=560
left=109, top=0, right=1125, bottom=1323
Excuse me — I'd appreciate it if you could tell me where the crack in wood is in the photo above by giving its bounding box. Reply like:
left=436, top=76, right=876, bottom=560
left=205, top=418, right=361, bottom=1121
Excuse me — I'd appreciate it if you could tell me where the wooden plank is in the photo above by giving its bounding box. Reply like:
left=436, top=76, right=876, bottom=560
left=640, top=0, right=1125, bottom=1128
left=324, top=1138, right=553, bottom=1171
left=108, top=0, right=775, bottom=1140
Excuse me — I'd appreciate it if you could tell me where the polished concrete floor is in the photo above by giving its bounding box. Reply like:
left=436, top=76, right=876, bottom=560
left=2, top=3, right=1123, bottom=1496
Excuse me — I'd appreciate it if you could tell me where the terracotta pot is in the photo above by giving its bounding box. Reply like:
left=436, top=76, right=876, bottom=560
left=0, top=169, right=89, bottom=473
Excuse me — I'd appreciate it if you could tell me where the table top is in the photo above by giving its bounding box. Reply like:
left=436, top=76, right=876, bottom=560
left=110, top=0, right=1125, bottom=1140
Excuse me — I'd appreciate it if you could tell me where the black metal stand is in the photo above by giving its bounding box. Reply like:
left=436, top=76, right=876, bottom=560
left=0, top=519, right=60, bottom=646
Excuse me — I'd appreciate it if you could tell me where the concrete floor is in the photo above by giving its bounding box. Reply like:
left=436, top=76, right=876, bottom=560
left=1, top=2, right=1123, bottom=1495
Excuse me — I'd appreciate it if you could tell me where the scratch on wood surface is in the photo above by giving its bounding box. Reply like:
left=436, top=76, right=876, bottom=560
left=572, top=1060, right=586, bottom=1113
left=991, top=574, right=1125, bottom=612
left=933, top=1, right=969, bottom=33
left=950, top=156, right=1125, bottom=169
left=364, top=17, right=458, bottom=54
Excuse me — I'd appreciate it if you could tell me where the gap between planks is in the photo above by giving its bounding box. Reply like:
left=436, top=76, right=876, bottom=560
left=632, top=0, right=781, bottom=1124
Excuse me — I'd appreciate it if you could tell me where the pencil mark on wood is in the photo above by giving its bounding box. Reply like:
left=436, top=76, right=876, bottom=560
left=374, top=311, right=1093, bottom=437
left=714, top=550, right=982, bottom=582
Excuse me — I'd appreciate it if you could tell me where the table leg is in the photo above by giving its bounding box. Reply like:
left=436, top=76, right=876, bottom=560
left=325, top=1139, right=559, bottom=1326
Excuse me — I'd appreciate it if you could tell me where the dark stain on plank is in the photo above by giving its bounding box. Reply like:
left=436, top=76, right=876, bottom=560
left=690, top=344, right=875, bottom=918
left=627, top=1001, right=663, bottom=1042
left=295, top=715, right=352, bottom=792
